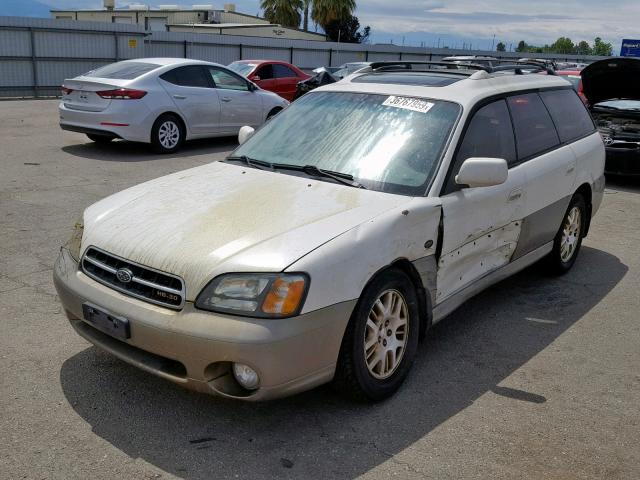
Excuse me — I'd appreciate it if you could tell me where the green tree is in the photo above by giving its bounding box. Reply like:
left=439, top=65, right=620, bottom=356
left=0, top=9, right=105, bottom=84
left=311, top=0, right=356, bottom=31
left=324, top=15, right=370, bottom=43
left=496, top=41, right=506, bottom=52
left=551, top=37, right=575, bottom=54
left=516, top=40, right=527, bottom=52
left=260, top=0, right=304, bottom=28
left=576, top=40, right=591, bottom=55
left=592, top=37, right=613, bottom=56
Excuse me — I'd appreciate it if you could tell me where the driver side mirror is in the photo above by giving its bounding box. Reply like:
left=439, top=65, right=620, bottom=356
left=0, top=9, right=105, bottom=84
left=455, top=157, right=508, bottom=188
left=238, top=125, right=255, bottom=145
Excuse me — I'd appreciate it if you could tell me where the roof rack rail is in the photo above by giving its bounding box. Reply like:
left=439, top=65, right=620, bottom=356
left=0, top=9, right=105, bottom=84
left=368, top=61, right=489, bottom=73
left=489, top=61, right=556, bottom=75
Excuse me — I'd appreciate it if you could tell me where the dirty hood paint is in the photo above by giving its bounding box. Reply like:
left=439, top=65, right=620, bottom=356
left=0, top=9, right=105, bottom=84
left=82, top=162, right=411, bottom=300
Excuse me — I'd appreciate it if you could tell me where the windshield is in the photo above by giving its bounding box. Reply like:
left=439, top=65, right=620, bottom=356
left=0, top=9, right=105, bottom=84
left=232, top=91, right=461, bottom=195
left=228, top=62, right=256, bottom=77
left=84, top=61, right=161, bottom=79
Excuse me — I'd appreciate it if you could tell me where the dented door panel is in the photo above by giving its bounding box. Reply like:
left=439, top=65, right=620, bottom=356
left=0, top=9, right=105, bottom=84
left=436, top=165, right=526, bottom=301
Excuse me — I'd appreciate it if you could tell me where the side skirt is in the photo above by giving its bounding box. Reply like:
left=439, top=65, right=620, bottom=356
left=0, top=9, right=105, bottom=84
left=432, top=241, right=553, bottom=324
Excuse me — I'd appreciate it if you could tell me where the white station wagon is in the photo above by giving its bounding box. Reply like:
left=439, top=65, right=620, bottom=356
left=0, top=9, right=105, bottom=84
left=54, top=62, right=605, bottom=401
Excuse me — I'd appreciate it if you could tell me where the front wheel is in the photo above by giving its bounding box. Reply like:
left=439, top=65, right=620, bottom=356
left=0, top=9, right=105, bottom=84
left=333, top=269, right=420, bottom=401
left=545, top=194, right=586, bottom=274
left=151, top=114, right=184, bottom=154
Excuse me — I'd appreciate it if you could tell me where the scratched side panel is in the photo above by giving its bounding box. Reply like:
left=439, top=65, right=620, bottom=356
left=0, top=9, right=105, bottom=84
left=289, top=197, right=442, bottom=314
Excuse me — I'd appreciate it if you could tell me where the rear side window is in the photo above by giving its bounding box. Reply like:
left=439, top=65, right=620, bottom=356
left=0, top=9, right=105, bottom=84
left=507, top=93, right=560, bottom=160
left=445, top=100, right=516, bottom=193
left=85, top=61, right=160, bottom=80
left=540, top=89, right=595, bottom=143
left=161, top=66, right=210, bottom=88
left=272, top=64, right=297, bottom=78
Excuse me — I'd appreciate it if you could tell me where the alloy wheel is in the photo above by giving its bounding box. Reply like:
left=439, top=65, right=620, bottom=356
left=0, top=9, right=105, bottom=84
left=560, top=206, right=582, bottom=262
left=158, top=121, right=180, bottom=149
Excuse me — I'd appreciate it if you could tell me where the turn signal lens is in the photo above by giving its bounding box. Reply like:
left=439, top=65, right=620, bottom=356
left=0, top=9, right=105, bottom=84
left=97, top=88, right=147, bottom=100
left=261, top=276, right=306, bottom=316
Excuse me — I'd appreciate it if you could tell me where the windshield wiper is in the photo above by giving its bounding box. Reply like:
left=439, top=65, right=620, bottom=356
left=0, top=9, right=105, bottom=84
left=299, top=165, right=367, bottom=189
left=225, top=155, right=275, bottom=171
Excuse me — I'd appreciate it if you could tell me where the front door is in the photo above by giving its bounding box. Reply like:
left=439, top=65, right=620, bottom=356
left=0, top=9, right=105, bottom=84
left=437, top=99, right=525, bottom=303
left=206, top=66, right=262, bottom=133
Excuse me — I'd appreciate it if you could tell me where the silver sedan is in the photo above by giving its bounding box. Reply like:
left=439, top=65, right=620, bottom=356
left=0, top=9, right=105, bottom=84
left=59, top=58, right=289, bottom=153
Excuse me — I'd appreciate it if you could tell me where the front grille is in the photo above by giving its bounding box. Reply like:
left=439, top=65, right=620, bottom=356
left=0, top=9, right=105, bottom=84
left=81, top=246, right=185, bottom=309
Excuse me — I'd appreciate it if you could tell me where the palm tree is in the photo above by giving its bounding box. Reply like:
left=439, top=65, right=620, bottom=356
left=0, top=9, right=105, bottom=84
left=302, top=0, right=355, bottom=32
left=260, top=0, right=304, bottom=28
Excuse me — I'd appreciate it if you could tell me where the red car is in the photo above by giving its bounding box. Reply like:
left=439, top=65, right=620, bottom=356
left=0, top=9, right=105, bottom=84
left=556, top=70, right=588, bottom=105
left=227, top=60, right=310, bottom=101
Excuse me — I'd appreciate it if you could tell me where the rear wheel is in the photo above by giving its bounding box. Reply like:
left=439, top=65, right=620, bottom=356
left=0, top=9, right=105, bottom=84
left=151, top=114, right=184, bottom=154
left=86, top=134, right=113, bottom=144
left=333, top=269, right=420, bottom=401
left=545, top=194, right=586, bottom=274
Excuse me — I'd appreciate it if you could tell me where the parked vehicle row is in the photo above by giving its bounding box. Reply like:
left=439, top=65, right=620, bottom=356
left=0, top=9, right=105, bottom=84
left=55, top=60, right=606, bottom=402
left=60, top=58, right=288, bottom=153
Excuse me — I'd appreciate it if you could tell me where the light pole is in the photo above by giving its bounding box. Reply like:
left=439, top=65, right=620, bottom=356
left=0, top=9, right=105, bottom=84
left=491, top=33, right=496, bottom=51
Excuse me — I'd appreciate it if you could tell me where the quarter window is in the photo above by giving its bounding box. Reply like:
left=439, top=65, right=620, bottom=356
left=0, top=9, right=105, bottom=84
left=160, top=66, right=210, bottom=88
left=540, top=89, right=595, bottom=143
left=507, top=93, right=560, bottom=160
left=446, top=100, right=516, bottom=193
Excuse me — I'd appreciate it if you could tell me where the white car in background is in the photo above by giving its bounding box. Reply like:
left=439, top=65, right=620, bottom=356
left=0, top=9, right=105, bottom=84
left=59, top=58, right=288, bottom=153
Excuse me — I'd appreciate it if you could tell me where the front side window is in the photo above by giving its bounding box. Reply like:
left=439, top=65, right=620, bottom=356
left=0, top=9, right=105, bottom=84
left=255, top=64, right=273, bottom=80
left=208, top=67, right=248, bottom=91
left=445, top=99, right=516, bottom=193
left=272, top=64, right=297, bottom=78
left=540, top=89, right=595, bottom=143
left=232, top=92, right=461, bottom=195
left=507, top=93, right=560, bottom=160
left=161, top=66, right=210, bottom=88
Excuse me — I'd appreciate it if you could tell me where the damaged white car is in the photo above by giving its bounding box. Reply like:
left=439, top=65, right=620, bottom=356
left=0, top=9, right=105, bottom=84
left=54, top=63, right=605, bottom=401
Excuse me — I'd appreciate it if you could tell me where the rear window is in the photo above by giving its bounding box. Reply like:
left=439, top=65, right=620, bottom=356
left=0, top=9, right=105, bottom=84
left=540, top=89, right=595, bottom=143
left=507, top=93, right=560, bottom=160
left=85, top=61, right=161, bottom=80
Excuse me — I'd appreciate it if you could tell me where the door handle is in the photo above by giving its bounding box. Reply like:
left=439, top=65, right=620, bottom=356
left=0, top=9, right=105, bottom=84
left=221, top=97, right=231, bottom=102
left=566, top=164, right=576, bottom=174
left=173, top=94, right=186, bottom=99
left=508, top=189, right=522, bottom=202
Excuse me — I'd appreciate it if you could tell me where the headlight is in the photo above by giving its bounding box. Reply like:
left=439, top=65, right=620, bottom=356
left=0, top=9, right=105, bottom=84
left=195, top=273, right=308, bottom=318
left=63, top=216, right=84, bottom=261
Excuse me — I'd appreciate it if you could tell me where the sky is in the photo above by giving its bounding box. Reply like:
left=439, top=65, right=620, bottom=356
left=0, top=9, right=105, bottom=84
left=16, top=0, right=640, bottom=51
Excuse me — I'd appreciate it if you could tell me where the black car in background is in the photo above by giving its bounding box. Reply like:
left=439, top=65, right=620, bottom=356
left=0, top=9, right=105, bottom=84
left=582, top=57, right=640, bottom=176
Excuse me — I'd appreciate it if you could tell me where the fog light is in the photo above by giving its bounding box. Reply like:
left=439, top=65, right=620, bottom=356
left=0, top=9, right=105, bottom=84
left=232, top=363, right=260, bottom=390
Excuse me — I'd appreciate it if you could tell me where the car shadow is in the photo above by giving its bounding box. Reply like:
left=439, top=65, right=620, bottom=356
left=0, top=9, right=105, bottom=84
left=60, top=246, right=626, bottom=479
left=61, top=137, right=238, bottom=162
left=605, top=174, right=640, bottom=194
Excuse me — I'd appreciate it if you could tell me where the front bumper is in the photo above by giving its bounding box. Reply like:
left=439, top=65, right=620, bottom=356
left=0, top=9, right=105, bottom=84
left=605, top=143, right=640, bottom=176
left=53, top=249, right=355, bottom=400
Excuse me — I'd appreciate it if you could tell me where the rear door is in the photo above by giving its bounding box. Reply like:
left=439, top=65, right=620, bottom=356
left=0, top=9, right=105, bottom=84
left=506, top=91, right=577, bottom=259
left=437, top=99, right=525, bottom=303
left=160, top=65, right=221, bottom=135
left=206, top=66, right=262, bottom=132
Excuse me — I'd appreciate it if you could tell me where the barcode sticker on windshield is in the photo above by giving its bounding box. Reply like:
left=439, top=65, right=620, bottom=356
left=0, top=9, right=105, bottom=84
left=382, top=96, right=434, bottom=113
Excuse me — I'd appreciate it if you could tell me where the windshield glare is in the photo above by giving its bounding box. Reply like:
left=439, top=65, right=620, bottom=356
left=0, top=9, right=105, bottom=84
left=232, top=91, right=461, bottom=195
left=228, top=62, right=256, bottom=77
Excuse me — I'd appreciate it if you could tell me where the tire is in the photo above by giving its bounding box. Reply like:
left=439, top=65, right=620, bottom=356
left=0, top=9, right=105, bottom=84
left=86, top=134, right=113, bottom=144
left=333, top=269, right=420, bottom=401
left=545, top=193, right=586, bottom=275
left=150, top=114, right=184, bottom=154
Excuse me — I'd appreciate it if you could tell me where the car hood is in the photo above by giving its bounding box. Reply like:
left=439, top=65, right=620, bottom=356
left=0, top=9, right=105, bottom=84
left=581, top=57, right=640, bottom=105
left=81, top=162, right=411, bottom=300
